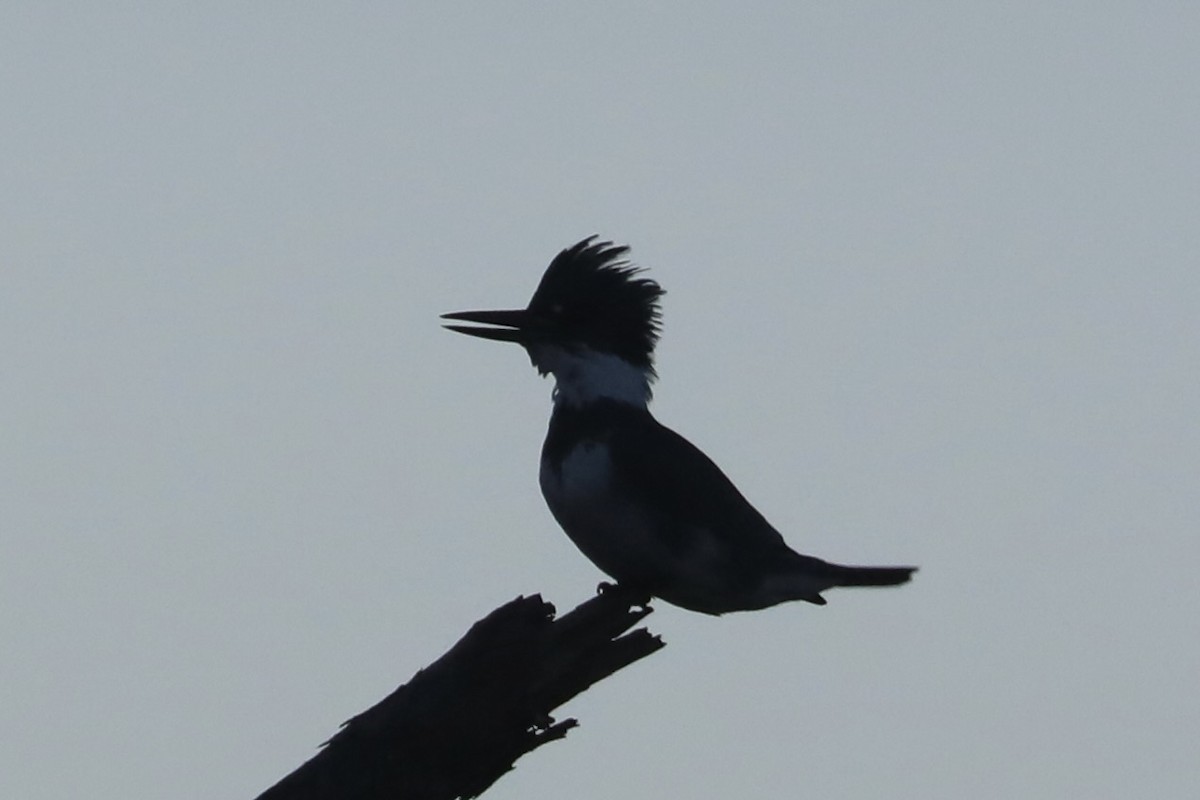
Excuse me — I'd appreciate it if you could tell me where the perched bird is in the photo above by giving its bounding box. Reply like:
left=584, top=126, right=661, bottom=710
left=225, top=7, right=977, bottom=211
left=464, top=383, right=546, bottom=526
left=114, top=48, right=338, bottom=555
left=443, top=237, right=916, bottom=614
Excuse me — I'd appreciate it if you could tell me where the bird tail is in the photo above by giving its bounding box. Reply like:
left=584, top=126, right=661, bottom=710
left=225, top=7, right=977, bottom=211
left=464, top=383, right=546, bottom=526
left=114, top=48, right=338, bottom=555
left=774, top=555, right=917, bottom=606
left=822, top=562, right=917, bottom=588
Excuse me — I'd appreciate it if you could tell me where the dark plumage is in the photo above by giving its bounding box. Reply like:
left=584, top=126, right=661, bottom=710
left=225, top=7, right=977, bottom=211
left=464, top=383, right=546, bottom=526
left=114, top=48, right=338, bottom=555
left=443, top=237, right=917, bottom=614
left=526, top=237, right=664, bottom=373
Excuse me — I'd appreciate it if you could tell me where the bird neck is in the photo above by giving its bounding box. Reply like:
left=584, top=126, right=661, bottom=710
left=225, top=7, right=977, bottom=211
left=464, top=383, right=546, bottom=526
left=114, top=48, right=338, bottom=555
left=529, top=344, right=653, bottom=409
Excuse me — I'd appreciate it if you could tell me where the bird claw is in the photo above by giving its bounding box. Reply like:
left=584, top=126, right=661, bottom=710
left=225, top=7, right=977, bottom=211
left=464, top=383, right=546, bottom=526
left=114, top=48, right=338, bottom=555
left=597, top=581, right=652, bottom=610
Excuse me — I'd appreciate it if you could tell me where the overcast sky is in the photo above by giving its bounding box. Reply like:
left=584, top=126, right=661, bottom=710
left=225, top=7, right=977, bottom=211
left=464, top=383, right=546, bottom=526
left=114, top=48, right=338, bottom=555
left=3, top=4, right=1198, bottom=799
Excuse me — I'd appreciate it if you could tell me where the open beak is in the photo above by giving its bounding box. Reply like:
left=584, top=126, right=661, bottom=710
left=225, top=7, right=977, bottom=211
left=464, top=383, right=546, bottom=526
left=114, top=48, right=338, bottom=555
left=440, top=308, right=534, bottom=343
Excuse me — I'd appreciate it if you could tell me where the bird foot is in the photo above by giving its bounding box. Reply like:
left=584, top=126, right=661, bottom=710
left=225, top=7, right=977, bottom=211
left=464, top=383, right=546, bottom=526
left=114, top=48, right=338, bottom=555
left=597, top=581, right=652, bottom=610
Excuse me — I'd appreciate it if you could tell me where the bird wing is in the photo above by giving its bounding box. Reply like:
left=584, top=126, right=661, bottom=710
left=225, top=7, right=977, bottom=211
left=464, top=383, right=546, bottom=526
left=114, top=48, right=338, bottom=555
left=603, top=411, right=792, bottom=556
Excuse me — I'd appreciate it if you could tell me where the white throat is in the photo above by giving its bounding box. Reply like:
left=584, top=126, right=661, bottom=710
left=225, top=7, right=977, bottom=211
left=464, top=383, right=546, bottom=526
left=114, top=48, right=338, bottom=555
left=529, top=344, right=652, bottom=408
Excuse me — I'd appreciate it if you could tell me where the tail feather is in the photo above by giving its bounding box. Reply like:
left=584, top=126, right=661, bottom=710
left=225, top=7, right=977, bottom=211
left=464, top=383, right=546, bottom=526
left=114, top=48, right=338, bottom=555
left=824, top=563, right=918, bottom=587
left=768, top=555, right=917, bottom=608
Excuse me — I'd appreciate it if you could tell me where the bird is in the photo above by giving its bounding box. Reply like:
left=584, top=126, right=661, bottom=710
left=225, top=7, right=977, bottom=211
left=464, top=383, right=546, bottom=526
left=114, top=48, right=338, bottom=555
left=442, top=236, right=916, bottom=614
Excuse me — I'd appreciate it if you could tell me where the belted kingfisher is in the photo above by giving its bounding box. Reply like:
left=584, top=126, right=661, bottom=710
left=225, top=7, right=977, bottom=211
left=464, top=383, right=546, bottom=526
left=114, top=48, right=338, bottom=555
left=443, top=237, right=916, bottom=614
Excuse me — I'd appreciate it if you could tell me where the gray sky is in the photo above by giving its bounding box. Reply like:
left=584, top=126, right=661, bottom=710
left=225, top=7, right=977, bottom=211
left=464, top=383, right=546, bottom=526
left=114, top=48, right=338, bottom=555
left=3, top=4, right=1197, bottom=798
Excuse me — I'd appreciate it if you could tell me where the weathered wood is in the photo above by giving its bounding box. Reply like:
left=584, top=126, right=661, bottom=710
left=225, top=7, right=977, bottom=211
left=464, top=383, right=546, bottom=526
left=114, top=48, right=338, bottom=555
left=255, top=588, right=664, bottom=800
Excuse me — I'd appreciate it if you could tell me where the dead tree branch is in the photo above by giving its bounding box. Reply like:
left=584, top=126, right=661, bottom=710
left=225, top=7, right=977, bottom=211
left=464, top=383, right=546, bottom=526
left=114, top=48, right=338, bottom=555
left=255, top=587, right=664, bottom=800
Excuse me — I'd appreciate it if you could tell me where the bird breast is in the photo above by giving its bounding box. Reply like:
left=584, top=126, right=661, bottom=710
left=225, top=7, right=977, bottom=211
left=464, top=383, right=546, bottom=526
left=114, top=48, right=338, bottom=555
left=538, top=440, right=667, bottom=584
left=539, top=440, right=615, bottom=516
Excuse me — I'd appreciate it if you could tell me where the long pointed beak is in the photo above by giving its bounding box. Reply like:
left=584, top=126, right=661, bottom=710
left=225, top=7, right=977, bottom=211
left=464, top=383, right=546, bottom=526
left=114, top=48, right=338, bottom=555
left=440, top=308, right=533, bottom=343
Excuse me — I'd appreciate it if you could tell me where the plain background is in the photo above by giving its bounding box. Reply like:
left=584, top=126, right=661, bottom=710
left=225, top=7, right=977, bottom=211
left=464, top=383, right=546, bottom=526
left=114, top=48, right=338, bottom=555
left=3, top=4, right=1197, bottom=798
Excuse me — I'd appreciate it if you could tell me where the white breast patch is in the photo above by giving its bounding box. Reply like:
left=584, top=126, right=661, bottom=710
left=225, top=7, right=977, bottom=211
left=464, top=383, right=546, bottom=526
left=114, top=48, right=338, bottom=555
left=539, top=440, right=665, bottom=581
left=551, top=441, right=613, bottom=500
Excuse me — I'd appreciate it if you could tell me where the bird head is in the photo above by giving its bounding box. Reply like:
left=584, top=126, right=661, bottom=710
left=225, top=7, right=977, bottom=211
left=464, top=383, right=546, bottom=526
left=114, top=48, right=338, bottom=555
left=442, top=237, right=665, bottom=405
